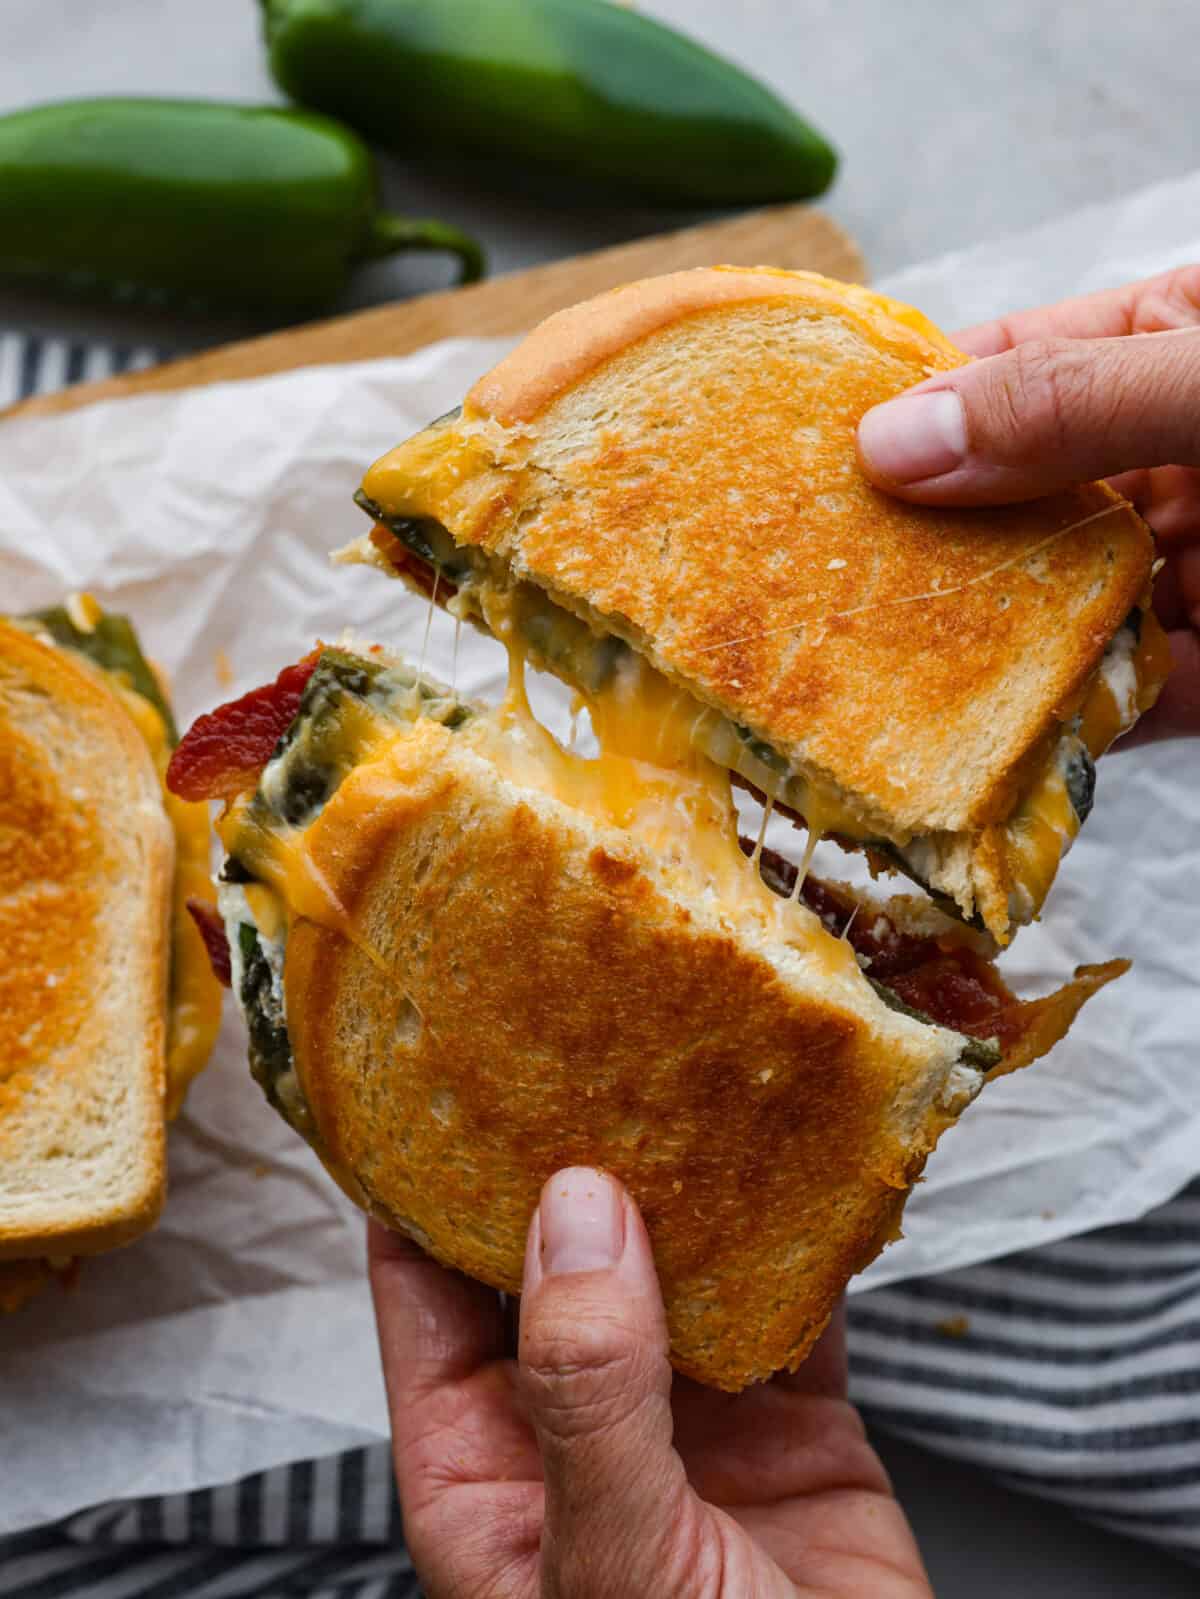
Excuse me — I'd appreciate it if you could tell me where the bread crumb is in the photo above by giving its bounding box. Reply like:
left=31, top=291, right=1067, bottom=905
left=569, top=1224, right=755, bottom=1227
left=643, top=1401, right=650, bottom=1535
left=936, top=1314, right=970, bottom=1339
left=214, top=648, right=233, bottom=688
left=827, top=557, right=847, bottom=570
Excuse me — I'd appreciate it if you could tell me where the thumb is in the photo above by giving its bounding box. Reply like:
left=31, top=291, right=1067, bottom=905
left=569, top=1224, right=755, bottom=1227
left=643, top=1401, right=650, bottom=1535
left=519, top=1168, right=696, bottom=1596
left=857, top=327, right=1200, bottom=504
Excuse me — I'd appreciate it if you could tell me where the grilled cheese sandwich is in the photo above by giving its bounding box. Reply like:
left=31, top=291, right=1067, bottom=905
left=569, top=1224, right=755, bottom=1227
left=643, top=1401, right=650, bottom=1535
left=168, top=267, right=1163, bottom=1388
left=184, top=640, right=1122, bottom=1387
left=344, top=268, right=1166, bottom=942
left=0, top=601, right=222, bottom=1313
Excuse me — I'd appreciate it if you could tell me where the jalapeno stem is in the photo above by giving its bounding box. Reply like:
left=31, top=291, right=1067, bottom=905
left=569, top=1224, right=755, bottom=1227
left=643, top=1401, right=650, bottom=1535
left=362, top=213, right=485, bottom=285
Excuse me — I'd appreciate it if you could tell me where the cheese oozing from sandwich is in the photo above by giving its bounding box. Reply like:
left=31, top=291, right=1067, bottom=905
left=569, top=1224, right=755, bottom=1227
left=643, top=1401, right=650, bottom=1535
left=339, top=507, right=1168, bottom=939
left=999, top=611, right=1172, bottom=923
left=113, top=677, right=224, bottom=1113
left=217, top=637, right=862, bottom=985
left=210, top=643, right=1131, bottom=1153
left=213, top=642, right=1017, bottom=1171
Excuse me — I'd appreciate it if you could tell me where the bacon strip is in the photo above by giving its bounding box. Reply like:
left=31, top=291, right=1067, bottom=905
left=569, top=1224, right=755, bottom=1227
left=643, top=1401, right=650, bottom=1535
left=187, top=897, right=232, bottom=988
left=798, top=871, right=1015, bottom=1039
left=166, top=652, right=319, bottom=802
left=748, top=841, right=1123, bottom=1061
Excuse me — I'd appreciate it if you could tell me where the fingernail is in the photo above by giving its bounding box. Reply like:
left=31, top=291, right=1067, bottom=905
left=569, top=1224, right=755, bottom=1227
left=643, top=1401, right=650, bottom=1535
left=540, top=1167, right=624, bottom=1276
left=858, top=389, right=967, bottom=484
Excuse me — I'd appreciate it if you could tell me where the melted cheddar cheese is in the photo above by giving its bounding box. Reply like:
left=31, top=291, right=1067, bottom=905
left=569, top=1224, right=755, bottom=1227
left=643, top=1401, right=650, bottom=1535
left=479, top=601, right=855, bottom=971
left=161, top=783, right=224, bottom=1115
left=343, top=517, right=1169, bottom=940
left=219, top=628, right=859, bottom=983
left=1002, top=609, right=1169, bottom=923
left=1003, top=756, right=1080, bottom=929
left=218, top=795, right=371, bottom=960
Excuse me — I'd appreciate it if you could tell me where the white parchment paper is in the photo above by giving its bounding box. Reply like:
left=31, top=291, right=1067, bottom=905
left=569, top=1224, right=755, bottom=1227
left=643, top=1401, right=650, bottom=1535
left=2, top=173, right=1199, bottom=1531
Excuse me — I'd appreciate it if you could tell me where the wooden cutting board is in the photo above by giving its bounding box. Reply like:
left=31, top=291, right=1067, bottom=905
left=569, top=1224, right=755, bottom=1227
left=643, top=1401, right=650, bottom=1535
left=7, top=203, right=862, bottom=420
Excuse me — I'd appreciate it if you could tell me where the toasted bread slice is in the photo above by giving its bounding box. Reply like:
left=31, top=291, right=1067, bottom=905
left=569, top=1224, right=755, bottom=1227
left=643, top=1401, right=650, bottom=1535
left=20, top=601, right=224, bottom=1120
left=353, top=269, right=1164, bottom=941
left=0, top=622, right=171, bottom=1260
left=208, top=647, right=1118, bottom=1389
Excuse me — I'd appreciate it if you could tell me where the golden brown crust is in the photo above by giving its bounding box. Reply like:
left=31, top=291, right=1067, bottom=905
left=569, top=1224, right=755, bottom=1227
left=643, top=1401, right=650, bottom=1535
left=363, top=269, right=1154, bottom=931
left=0, top=622, right=169, bottom=1258
left=466, top=268, right=953, bottom=426
left=281, top=724, right=976, bottom=1390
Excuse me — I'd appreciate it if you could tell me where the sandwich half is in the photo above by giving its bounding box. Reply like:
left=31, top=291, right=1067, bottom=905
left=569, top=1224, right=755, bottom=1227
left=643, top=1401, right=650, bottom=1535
left=171, top=643, right=1123, bottom=1389
left=346, top=268, right=1170, bottom=944
left=0, top=600, right=222, bottom=1312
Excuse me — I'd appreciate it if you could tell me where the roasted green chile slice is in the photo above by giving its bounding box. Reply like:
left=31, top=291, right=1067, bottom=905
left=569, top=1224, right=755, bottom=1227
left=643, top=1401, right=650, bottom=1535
left=248, top=646, right=472, bottom=832
left=239, top=921, right=294, bottom=1114
left=24, top=605, right=177, bottom=742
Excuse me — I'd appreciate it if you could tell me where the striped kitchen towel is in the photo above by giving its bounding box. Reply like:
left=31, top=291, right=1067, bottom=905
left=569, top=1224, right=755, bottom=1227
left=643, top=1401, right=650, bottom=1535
left=0, top=328, right=161, bottom=399
left=1, top=327, right=1198, bottom=1595
left=4, top=1183, right=1199, bottom=1598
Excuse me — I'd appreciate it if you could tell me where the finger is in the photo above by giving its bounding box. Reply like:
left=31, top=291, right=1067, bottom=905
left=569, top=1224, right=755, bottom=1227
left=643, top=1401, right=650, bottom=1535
left=1151, top=556, right=1188, bottom=633
left=1123, top=464, right=1200, bottom=542
left=368, top=1224, right=542, bottom=1598
left=773, top=1299, right=848, bottom=1400
left=519, top=1168, right=697, bottom=1596
left=857, top=327, right=1200, bottom=504
left=1156, top=540, right=1200, bottom=629
left=368, top=1220, right=509, bottom=1500
left=368, top=1219, right=504, bottom=1406
left=1105, top=468, right=1153, bottom=511
left=671, top=1302, right=879, bottom=1513
left=1122, top=630, right=1200, bottom=744
left=954, top=264, right=1200, bottom=357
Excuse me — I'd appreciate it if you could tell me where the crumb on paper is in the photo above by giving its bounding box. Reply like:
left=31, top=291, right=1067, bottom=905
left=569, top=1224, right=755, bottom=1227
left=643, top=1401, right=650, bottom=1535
left=214, top=648, right=234, bottom=688
left=253, top=1162, right=270, bottom=1180
left=936, top=1314, right=970, bottom=1339
left=1042, top=1208, right=1055, bottom=1221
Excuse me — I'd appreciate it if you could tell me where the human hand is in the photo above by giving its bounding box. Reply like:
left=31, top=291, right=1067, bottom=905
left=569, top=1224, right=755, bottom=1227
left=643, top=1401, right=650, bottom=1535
left=369, top=1166, right=930, bottom=1598
left=856, top=266, right=1200, bottom=740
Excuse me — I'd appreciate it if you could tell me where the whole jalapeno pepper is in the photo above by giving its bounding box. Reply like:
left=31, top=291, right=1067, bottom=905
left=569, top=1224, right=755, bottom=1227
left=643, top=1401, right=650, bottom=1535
left=0, top=98, right=484, bottom=316
left=260, top=0, right=837, bottom=205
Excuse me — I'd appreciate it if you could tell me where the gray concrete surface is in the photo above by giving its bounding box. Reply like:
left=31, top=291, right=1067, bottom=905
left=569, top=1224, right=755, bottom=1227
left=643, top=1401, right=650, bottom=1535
left=3, top=2, right=1199, bottom=1590
left=6, top=0, right=1200, bottom=347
